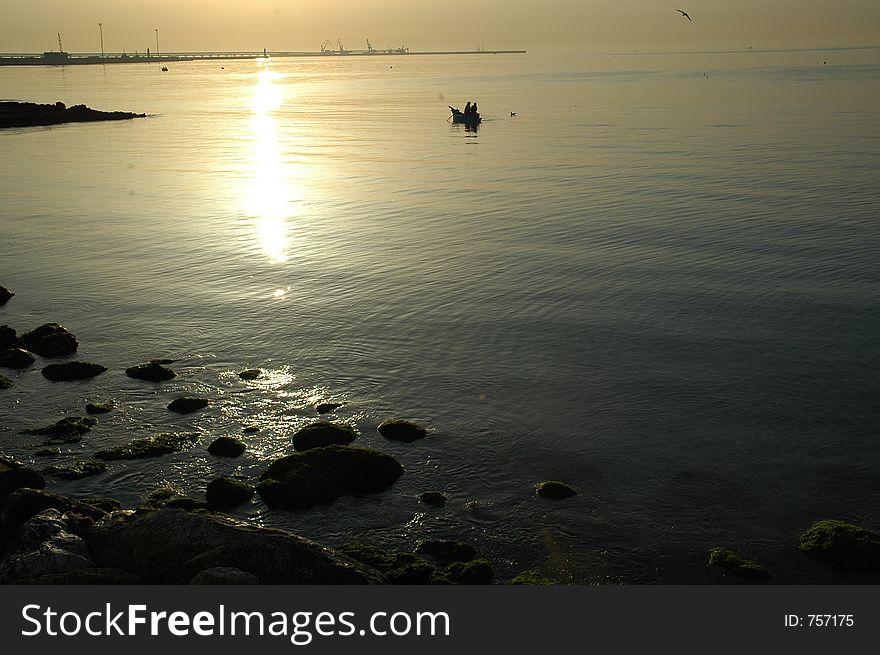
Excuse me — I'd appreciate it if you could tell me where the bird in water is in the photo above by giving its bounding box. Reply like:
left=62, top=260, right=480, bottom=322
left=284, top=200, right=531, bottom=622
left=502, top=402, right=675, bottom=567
left=677, top=9, right=692, bottom=21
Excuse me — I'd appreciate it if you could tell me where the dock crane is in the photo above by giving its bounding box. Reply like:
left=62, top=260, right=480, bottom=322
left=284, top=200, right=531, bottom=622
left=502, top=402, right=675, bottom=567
left=366, top=39, right=375, bottom=54
left=57, top=32, right=65, bottom=53
left=320, top=39, right=333, bottom=53
left=337, top=38, right=345, bottom=54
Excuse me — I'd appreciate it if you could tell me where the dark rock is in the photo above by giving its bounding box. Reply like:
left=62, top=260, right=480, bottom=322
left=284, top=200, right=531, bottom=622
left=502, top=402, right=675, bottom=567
left=431, top=559, right=493, bottom=585
left=242, top=425, right=260, bottom=434
left=257, top=445, right=403, bottom=510
left=164, top=498, right=216, bottom=513
left=73, top=497, right=122, bottom=513
left=238, top=369, right=262, bottom=380
left=207, top=436, right=246, bottom=458
left=338, top=544, right=435, bottom=585
left=0, top=325, right=16, bottom=350
left=709, top=548, right=772, bottom=579
left=23, top=568, right=144, bottom=585
left=0, top=489, right=107, bottom=535
left=377, top=419, right=428, bottom=443
left=43, top=460, right=107, bottom=481
left=0, top=374, right=12, bottom=389
left=509, top=570, right=556, bottom=585
left=85, top=508, right=388, bottom=584
left=41, top=361, right=107, bottom=381
left=292, top=421, right=358, bottom=451
left=0, top=348, right=34, bottom=370
left=205, top=477, right=255, bottom=508
left=0, top=456, right=24, bottom=471
left=21, top=324, right=78, bottom=358
left=125, top=361, right=176, bottom=382
left=150, top=359, right=176, bottom=365
left=316, top=402, right=343, bottom=415
left=167, top=397, right=210, bottom=414
left=419, top=491, right=447, bottom=507
left=799, top=520, right=880, bottom=571
left=95, top=432, right=199, bottom=460
left=18, top=323, right=66, bottom=348
left=415, top=540, right=477, bottom=566
left=0, top=286, right=13, bottom=305
left=0, top=509, right=95, bottom=584
left=0, top=468, right=46, bottom=494
left=190, top=567, right=260, bottom=585
left=0, top=101, right=146, bottom=129
left=24, top=416, right=96, bottom=443
left=85, top=402, right=113, bottom=414
left=536, top=480, right=577, bottom=499
left=34, top=448, right=61, bottom=457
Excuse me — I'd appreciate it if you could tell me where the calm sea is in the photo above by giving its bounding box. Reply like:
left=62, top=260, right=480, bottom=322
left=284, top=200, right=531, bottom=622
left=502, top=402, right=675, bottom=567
left=1, top=48, right=879, bottom=583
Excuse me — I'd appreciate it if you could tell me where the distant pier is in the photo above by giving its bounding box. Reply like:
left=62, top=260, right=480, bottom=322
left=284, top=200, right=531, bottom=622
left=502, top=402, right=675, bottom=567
left=0, top=49, right=526, bottom=67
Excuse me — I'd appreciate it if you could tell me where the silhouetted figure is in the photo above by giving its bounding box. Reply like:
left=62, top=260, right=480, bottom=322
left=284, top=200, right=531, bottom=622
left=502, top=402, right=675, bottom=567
left=472, top=101, right=478, bottom=116
left=464, top=101, right=472, bottom=116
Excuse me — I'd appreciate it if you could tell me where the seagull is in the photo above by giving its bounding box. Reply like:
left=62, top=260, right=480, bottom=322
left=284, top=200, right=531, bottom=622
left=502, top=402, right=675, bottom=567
left=510, top=112, right=516, bottom=117
left=677, top=9, right=692, bottom=21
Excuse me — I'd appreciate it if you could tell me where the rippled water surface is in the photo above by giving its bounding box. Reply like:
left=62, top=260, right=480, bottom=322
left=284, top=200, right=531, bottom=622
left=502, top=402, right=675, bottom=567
left=2, top=48, right=879, bottom=582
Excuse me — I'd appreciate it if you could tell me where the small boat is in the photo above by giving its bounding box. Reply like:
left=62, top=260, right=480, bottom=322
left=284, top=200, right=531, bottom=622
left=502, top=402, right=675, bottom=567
left=161, top=66, right=168, bottom=71
left=449, top=105, right=481, bottom=125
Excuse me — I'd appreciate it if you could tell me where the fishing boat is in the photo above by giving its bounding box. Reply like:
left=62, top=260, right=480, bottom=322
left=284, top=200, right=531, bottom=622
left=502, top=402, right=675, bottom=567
left=449, top=105, right=481, bottom=125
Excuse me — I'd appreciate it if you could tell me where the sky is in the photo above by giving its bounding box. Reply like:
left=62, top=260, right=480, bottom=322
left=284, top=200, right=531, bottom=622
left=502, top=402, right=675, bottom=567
left=1, top=0, right=879, bottom=53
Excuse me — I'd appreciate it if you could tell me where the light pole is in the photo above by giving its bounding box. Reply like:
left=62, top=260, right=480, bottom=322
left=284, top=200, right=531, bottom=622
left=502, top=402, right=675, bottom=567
left=155, top=28, right=159, bottom=60
left=98, top=22, right=104, bottom=58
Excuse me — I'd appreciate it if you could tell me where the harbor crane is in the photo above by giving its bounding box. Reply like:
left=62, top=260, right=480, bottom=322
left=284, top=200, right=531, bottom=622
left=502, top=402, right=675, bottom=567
left=366, top=39, right=375, bottom=53
left=337, top=39, right=345, bottom=54
left=57, top=33, right=64, bottom=53
left=320, top=39, right=332, bottom=52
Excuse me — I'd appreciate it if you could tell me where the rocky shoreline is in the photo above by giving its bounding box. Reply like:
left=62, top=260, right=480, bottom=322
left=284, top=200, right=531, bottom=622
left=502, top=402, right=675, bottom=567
left=0, top=101, right=146, bottom=129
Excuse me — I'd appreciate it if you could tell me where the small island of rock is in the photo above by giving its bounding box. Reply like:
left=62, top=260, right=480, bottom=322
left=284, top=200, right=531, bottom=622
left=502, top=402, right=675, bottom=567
left=0, top=101, right=146, bottom=129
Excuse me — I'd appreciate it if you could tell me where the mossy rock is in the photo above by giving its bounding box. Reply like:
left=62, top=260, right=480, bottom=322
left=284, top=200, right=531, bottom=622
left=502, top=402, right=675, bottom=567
left=338, top=544, right=436, bottom=585
left=95, top=432, right=200, bottom=460
left=431, top=559, right=494, bottom=585
left=205, top=477, right=255, bottom=508
left=125, top=361, right=176, bottom=382
left=24, top=416, right=97, bottom=444
left=415, top=539, right=477, bottom=566
left=74, top=496, right=123, bottom=513
left=377, top=419, right=428, bottom=443
left=419, top=491, right=447, bottom=507
left=536, top=480, right=577, bottom=499
left=43, top=460, right=108, bottom=480
left=709, top=548, right=772, bottom=579
left=238, top=368, right=262, bottom=380
left=0, top=348, right=35, bottom=370
left=316, top=402, right=343, bottom=415
left=42, top=361, right=107, bottom=381
left=799, top=520, right=880, bottom=571
left=207, top=436, right=246, bottom=458
left=85, top=402, right=114, bottom=414
left=167, top=397, right=210, bottom=414
left=509, top=570, right=556, bottom=585
left=257, top=445, right=403, bottom=510
left=292, top=421, right=358, bottom=451
left=0, top=374, right=12, bottom=389
left=34, top=448, right=61, bottom=457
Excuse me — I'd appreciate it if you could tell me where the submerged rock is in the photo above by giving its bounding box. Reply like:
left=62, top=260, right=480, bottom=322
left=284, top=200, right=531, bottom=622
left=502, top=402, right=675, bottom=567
left=25, top=416, right=96, bottom=443
left=20, top=324, right=78, bottom=357
left=0, top=348, right=34, bottom=370
left=292, top=421, right=358, bottom=451
left=0, top=374, right=12, bottom=389
left=95, top=432, right=199, bottom=460
left=242, top=425, right=260, bottom=434
left=0, top=325, right=16, bottom=350
left=34, top=448, right=61, bottom=457
left=257, top=445, right=403, bottom=510
left=316, top=402, right=343, bottom=415
left=0, top=467, right=46, bottom=494
left=709, top=548, right=772, bottom=579
left=238, top=369, right=262, bottom=380
left=125, top=361, right=176, bottom=382
left=41, top=361, right=107, bottom=381
left=419, top=491, right=447, bottom=507
left=85, top=402, right=113, bottom=414
left=205, top=477, right=255, bottom=508
left=415, top=540, right=477, bottom=566
left=207, top=436, right=246, bottom=458
left=536, top=480, right=577, bottom=499
left=167, top=397, right=210, bottom=414
left=377, top=419, right=428, bottom=443
left=338, top=544, right=435, bottom=585
left=85, top=508, right=387, bottom=584
left=72, top=497, right=122, bottom=513
left=431, top=559, right=493, bottom=585
left=509, top=570, right=556, bottom=585
left=799, top=519, right=880, bottom=571
left=43, top=460, right=107, bottom=481
left=0, top=286, right=13, bottom=304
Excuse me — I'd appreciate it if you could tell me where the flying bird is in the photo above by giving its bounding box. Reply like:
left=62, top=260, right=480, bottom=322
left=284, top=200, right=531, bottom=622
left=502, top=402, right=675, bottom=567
left=677, top=9, right=692, bottom=21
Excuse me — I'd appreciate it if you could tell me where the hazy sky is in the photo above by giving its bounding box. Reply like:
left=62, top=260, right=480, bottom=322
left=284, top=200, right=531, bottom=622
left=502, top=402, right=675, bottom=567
left=2, top=0, right=879, bottom=53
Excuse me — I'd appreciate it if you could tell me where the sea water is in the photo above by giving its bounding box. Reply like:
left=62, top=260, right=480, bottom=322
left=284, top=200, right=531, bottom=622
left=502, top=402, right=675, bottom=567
left=1, top=48, right=879, bottom=582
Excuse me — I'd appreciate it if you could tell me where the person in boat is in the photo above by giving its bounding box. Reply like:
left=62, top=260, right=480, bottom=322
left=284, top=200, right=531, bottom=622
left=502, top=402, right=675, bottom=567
left=472, top=101, right=478, bottom=116
left=464, top=101, right=472, bottom=116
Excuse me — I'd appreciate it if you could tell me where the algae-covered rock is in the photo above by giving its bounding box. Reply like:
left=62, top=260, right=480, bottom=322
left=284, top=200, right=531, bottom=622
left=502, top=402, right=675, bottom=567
left=25, top=416, right=97, bottom=443
left=205, top=477, right=255, bottom=508
left=292, top=421, right=358, bottom=451
left=377, top=419, right=428, bottom=443
left=125, top=361, right=176, bottom=382
left=536, top=480, right=577, bottom=499
left=799, top=519, right=880, bottom=571
left=509, top=570, right=556, bottom=585
left=238, top=369, right=262, bottom=380
left=207, top=436, right=246, bottom=458
left=0, top=348, right=34, bottom=370
left=415, top=540, right=477, bottom=566
left=85, top=402, right=113, bottom=414
left=257, top=445, right=403, bottom=510
left=73, top=497, right=122, bottom=513
left=0, top=286, right=13, bottom=305
left=95, top=432, right=199, bottom=460
left=0, top=374, right=12, bottom=389
left=338, top=544, right=435, bottom=585
left=430, top=559, right=494, bottom=585
left=43, top=460, right=107, bottom=481
left=41, top=361, right=107, bottom=382
left=316, top=402, right=343, bottom=415
left=709, top=548, right=772, bottom=579
left=419, top=491, right=447, bottom=507
left=167, top=397, right=210, bottom=414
